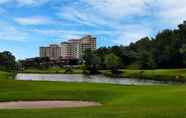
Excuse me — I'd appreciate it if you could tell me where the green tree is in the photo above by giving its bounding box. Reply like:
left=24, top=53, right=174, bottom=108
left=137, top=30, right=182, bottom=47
left=96, top=47, right=110, bottom=68
left=137, top=50, right=156, bottom=69
left=154, top=29, right=182, bottom=68
left=0, top=51, right=16, bottom=71
left=104, top=53, right=121, bottom=74
left=180, top=44, right=186, bottom=66
left=83, top=49, right=101, bottom=74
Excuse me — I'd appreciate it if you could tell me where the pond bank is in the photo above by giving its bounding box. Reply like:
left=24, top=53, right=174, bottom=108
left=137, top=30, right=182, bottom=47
left=120, top=69, right=186, bottom=82
left=16, top=73, right=179, bottom=85
left=19, top=68, right=186, bottom=82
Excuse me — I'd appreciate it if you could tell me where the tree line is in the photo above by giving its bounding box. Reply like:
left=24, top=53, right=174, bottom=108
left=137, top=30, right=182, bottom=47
left=83, top=21, right=186, bottom=73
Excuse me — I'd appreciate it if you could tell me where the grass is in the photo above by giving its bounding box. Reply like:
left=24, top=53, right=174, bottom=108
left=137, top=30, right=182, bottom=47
left=101, top=69, right=186, bottom=82
left=22, top=67, right=83, bottom=74
left=0, top=71, right=15, bottom=80
left=121, top=69, right=186, bottom=81
left=1, top=71, right=186, bottom=117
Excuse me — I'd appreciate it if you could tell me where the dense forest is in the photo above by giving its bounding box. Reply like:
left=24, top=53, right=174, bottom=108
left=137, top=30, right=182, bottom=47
left=93, top=21, right=186, bottom=69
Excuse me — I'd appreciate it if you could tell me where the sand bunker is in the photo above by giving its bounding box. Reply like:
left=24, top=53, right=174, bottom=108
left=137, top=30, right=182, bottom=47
left=0, top=101, right=101, bottom=109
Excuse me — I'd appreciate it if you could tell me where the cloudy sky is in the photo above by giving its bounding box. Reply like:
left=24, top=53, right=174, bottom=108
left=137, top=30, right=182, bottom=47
left=0, top=0, right=186, bottom=59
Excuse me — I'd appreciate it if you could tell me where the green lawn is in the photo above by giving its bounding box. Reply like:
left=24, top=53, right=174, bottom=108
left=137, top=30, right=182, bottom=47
left=102, top=69, right=186, bottom=81
left=1, top=71, right=186, bottom=117
left=0, top=71, right=15, bottom=80
left=121, top=69, right=186, bottom=81
left=22, top=67, right=83, bottom=74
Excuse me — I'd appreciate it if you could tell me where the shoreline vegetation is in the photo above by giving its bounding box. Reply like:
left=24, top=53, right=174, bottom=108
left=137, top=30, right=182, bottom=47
left=0, top=71, right=16, bottom=80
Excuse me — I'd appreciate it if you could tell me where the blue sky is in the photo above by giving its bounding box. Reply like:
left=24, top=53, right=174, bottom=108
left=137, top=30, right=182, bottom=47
left=0, top=0, right=186, bottom=59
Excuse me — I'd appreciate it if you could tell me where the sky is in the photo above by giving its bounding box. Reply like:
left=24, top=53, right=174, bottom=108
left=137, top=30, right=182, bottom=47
left=0, top=0, right=186, bottom=59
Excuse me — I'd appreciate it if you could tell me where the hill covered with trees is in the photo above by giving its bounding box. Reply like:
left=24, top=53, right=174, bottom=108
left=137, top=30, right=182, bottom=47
left=93, top=21, right=186, bottom=69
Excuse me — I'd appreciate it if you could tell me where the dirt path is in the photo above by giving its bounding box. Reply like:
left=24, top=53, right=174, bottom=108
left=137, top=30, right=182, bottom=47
left=0, top=101, right=101, bottom=109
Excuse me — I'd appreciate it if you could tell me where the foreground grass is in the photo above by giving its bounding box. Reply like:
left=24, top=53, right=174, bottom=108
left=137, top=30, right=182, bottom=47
left=1, top=71, right=186, bottom=117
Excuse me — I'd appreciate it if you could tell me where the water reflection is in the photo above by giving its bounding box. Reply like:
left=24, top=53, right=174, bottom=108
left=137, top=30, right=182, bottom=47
left=16, top=74, right=169, bottom=85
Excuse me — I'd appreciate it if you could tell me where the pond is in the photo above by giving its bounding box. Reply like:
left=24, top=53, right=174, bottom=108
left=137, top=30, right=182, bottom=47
left=15, top=74, right=173, bottom=85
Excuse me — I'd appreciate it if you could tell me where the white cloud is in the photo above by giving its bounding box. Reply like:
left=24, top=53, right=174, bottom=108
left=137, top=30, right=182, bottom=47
left=57, top=0, right=186, bottom=45
left=113, top=24, right=152, bottom=45
left=0, top=0, right=11, bottom=4
left=82, top=0, right=148, bottom=19
left=3, top=0, right=186, bottom=46
left=56, top=0, right=153, bottom=45
left=31, top=29, right=92, bottom=42
left=57, top=0, right=152, bottom=27
left=15, top=16, right=52, bottom=25
left=155, top=0, right=186, bottom=25
left=57, top=7, right=110, bottom=28
left=0, top=22, right=29, bottom=41
left=16, top=0, right=49, bottom=6
left=0, top=0, right=49, bottom=6
left=32, top=29, right=105, bottom=37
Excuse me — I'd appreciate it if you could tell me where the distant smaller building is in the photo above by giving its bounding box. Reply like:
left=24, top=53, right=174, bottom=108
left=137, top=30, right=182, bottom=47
left=40, top=44, right=61, bottom=60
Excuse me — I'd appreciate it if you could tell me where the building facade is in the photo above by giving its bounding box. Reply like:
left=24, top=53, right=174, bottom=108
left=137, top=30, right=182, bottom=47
left=40, top=44, right=61, bottom=60
left=69, top=39, right=81, bottom=59
left=60, top=42, right=72, bottom=59
left=80, top=35, right=96, bottom=57
left=40, top=35, right=96, bottom=60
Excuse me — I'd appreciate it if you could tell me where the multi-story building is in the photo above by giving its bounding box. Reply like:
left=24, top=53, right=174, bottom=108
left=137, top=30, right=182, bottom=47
left=60, top=42, right=72, bottom=59
left=80, top=35, right=96, bottom=56
left=40, top=47, right=50, bottom=58
left=40, top=44, right=61, bottom=60
left=40, top=35, right=96, bottom=60
left=69, top=39, right=81, bottom=59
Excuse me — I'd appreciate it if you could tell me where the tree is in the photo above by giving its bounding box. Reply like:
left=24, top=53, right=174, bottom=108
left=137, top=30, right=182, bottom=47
left=96, top=47, right=110, bottom=68
left=137, top=50, right=157, bottom=69
left=83, top=49, right=101, bottom=74
left=104, top=53, right=121, bottom=74
left=20, top=57, right=51, bottom=70
left=154, top=29, right=182, bottom=68
left=0, top=51, right=16, bottom=71
left=180, top=44, right=186, bottom=66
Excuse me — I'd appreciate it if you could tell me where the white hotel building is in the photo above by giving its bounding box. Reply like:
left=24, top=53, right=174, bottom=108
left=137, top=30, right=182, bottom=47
left=40, top=35, right=96, bottom=60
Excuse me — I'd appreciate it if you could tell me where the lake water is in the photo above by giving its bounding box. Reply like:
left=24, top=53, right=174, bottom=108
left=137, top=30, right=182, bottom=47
left=15, top=74, right=171, bottom=85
